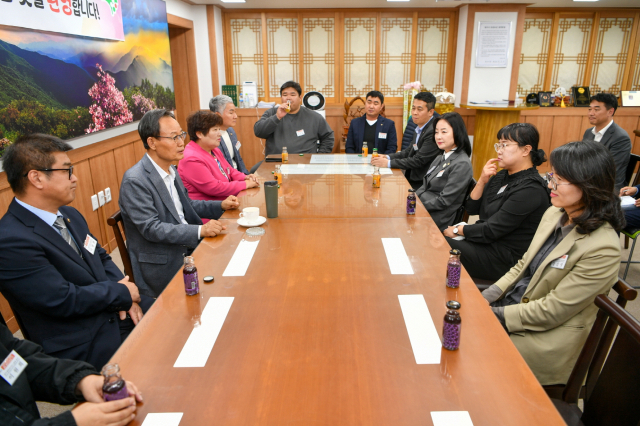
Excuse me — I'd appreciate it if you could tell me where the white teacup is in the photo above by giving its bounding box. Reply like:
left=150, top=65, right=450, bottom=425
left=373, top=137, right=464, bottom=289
left=239, top=207, right=260, bottom=224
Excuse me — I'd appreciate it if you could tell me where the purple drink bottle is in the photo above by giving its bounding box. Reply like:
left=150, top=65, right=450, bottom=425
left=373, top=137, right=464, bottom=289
left=101, top=364, right=128, bottom=401
left=183, top=255, right=199, bottom=296
left=446, top=249, right=462, bottom=289
left=406, top=189, right=416, bottom=215
left=443, top=309, right=461, bottom=351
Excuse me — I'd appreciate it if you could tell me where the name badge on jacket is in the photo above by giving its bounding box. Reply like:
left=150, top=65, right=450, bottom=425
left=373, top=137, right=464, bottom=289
left=0, top=350, right=28, bottom=386
left=497, top=184, right=508, bottom=194
left=436, top=170, right=445, bottom=178
left=550, top=254, right=569, bottom=269
left=413, top=143, right=418, bottom=151
left=296, top=129, right=305, bottom=137
left=84, top=235, right=97, bottom=255
left=235, top=141, right=241, bottom=150
left=379, top=133, right=387, bottom=139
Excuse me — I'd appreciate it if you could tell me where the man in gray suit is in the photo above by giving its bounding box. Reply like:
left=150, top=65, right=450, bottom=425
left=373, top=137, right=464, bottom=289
left=119, top=109, right=240, bottom=297
left=581, top=92, right=631, bottom=193
left=371, top=92, right=440, bottom=189
left=209, top=95, right=250, bottom=174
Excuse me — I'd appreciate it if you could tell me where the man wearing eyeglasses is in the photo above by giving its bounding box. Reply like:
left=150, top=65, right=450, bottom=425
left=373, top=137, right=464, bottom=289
left=0, top=134, right=153, bottom=369
left=119, top=109, right=240, bottom=298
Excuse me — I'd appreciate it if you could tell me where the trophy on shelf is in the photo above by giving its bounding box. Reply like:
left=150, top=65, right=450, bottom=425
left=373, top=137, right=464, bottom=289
left=434, top=91, right=456, bottom=115
left=554, top=87, right=567, bottom=108
left=571, top=86, right=591, bottom=107
left=537, top=91, right=552, bottom=107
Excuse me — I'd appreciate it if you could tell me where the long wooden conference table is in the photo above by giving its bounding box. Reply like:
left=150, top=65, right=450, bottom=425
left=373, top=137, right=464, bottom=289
left=111, top=154, right=566, bottom=425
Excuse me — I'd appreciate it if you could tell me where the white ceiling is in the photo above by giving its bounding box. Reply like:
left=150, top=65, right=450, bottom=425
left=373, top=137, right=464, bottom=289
left=196, top=0, right=640, bottom=8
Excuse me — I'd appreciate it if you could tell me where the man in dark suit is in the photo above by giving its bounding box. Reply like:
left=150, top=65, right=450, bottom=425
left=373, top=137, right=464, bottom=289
left=345, top=91, right=397, bottom=155
left=581, top=92, right=631, bottom=193
left=371, top=91, right=439, bottom=189
left=0, top=323, right=143, bottom=425
left=209, top=95, right=250, bottom=174
left=401, top=116, right=418, bottom=150
left=0, top=134, right=153, bottom=370
left=119, top=109, right=240, bottom=298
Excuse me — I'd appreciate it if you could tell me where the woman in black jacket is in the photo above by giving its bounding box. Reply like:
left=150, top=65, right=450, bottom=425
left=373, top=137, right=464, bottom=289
left=443, top=122, right=550, bottom=281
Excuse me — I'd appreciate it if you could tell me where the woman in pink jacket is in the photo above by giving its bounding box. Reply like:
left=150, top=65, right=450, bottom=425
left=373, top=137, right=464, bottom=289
left=180, top=111, right=259, bottom=201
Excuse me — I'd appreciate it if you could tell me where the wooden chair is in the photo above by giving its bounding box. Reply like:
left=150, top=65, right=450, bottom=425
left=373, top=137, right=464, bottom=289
left=544, top=278, right=637, bottom=400
left=107, top=210, right=135, bottom=282
left=622, top=153, right=640, bottom=252
left=551, top=293, right=640, bottom=426
left=452, top=178, right=477, bottom=225
left=340, top=97, right=386, bottom=153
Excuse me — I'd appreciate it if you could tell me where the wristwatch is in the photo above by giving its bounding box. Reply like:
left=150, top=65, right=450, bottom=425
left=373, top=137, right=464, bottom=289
left=453, top=226, right=459, bottom=235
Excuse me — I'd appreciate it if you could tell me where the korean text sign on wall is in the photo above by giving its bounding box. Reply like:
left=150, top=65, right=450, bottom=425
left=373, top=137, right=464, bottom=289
left=0, top=0, right=124, bottom=41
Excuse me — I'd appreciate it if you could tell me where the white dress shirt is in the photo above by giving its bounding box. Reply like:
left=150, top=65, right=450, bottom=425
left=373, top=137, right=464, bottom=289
left=591, top=119, right=614, bottom=143
left=220, top=130, right=237, bottom=169
left=146, top=154, right=201, bottom=239
left=443, top=147, right=457, bottom=160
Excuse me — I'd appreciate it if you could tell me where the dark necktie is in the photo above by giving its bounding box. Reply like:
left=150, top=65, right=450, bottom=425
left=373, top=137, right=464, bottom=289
left=53, top=216, right=81, bottom=256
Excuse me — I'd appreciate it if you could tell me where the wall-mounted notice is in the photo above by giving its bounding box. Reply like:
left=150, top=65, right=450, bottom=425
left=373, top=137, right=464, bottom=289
left=0, top=0, right=124, bottom=41
left=475, top=22, right=511, bottom=68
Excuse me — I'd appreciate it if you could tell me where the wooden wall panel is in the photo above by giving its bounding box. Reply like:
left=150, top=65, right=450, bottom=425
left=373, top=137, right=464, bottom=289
left=523, top=115, right=555, bottom=173
left=0, top=187, right=13, bottom=220
left=133, top=141, right=147, bottom=163
left=89, top=152, right=121, bottom=252
left=68, top=159, right=103, bottom=247
left=114, top=143, right=137, bottom=188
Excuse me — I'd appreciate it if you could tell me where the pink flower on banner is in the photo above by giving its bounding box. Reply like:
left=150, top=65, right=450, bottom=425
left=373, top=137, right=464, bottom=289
left=86, top=64, right=133, bottom=133
left=131, top=93, right=156, bottom=121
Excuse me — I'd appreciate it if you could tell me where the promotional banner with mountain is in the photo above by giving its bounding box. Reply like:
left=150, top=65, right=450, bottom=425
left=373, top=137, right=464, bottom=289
left=0, top=0, right=174, bottom=154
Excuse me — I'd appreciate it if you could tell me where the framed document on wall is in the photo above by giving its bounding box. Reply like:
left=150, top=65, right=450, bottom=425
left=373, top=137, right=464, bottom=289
left=621, top=91, right=640, bottom=107
left=475, top=22, right=511, bottom=68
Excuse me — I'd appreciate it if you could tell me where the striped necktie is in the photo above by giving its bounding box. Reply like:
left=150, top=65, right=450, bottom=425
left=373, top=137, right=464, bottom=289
left=53, top=216, right=81, bottom=256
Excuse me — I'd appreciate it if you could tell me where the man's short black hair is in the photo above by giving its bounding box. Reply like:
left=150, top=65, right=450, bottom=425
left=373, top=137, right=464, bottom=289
left=590, top=93, right=618, bottom=114
left=413, top=91, right=436, bottom=111
left=280, top=81, right=302, bottom=96
left=138, top=109, right=176, bottom=149
left=2, top=134, right=72, bottom=195
left=366, top=91, right=385, bottom=104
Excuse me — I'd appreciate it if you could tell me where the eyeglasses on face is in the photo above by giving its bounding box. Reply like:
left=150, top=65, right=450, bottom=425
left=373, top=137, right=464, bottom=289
left=546, top=172, right=572, bottom=191
left=24, top=165, right=74, bottom=180
left=494, top=142, right=518, bottom=152
left=155, top=131, right=187, bottom=143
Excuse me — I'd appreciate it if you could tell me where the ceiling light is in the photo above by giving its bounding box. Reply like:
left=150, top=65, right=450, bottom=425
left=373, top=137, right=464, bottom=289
left=387, top=0, right=410, bottom=2
left=573, top=0, right=599, bottom=2
left=220, top=0, right=246, bottom=3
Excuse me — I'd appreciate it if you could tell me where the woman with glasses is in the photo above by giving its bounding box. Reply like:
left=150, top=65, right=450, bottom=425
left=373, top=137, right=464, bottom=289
left=444, top=122, right=550, bottom=281
left=482, top=141, right=624, bottom=385
left=179, top=111, right=260, bottom=204
left=416, top=112, right=473, bottom=231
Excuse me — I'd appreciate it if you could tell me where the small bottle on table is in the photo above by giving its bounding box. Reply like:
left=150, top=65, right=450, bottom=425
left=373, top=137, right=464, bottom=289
left=282, top=146, right=289, bottom=163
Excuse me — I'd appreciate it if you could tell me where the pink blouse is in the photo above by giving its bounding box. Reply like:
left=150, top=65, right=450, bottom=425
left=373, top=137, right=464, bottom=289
left=178, top=141, right=247, bottom=201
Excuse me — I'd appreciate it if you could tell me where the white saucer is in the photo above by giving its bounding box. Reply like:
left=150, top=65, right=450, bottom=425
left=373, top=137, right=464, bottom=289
left=237, top=216, right=266, bottom=227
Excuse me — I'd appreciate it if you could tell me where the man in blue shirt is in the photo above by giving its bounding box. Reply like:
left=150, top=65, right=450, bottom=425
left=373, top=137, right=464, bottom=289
left=345, top=90, right=397, bottom=155
left=0, top=134, right=153, bottom=369
left=371, top=91, right=440, bottom=189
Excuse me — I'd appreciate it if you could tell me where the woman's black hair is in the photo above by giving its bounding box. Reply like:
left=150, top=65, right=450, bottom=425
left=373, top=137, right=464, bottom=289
left=550, top=141, right=625, bottom=234
left=497, top=122, right=546, bottom=167
left=433, top=112, right=472, bottom=157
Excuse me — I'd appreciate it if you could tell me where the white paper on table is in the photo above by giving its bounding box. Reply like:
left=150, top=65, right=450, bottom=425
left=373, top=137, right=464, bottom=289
left=398, top=294, right=441, bottom=364
left=310, top=154, right=369, bottom=164
left=431, top=411, right=474, bottom=426
left=621, top=195, right=636, bottom=207
left=174, top=297, right=234, bottom=368
left=381, top=238, right=414, bottom=274
left=222, top=240, right=259, bottom=276
left=140, top=413, right=184, bottom=426
left=280, top=164, right=392, bottom=175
